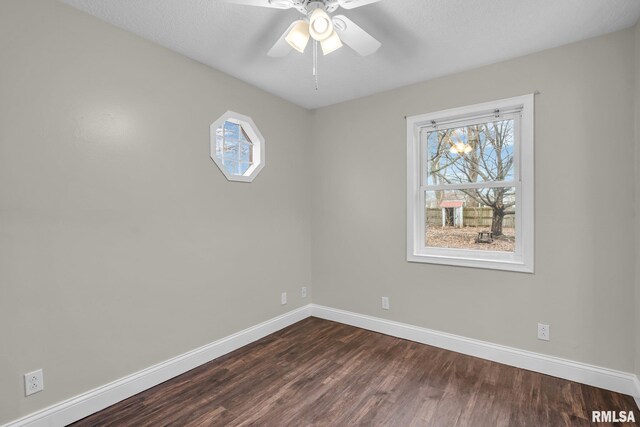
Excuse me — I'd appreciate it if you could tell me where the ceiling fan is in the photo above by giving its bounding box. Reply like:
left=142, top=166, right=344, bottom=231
left=223, top=0, right=382, bottom=58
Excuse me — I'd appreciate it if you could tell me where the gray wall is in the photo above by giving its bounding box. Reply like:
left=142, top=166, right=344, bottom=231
left=635, top=21, right=640, bottom=380
left=311, top=29, right=637, bottom=372
left=1, top=1, right=639, bottom=424
left=0, top=0, right=311, bottom=423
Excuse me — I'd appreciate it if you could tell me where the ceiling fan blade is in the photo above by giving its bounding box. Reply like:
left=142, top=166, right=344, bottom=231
left=223, top=0, right=293, bottom=9
left=267, top=21, right=297, bottom=57
left=337, top=0, right=382, bottom=9
left=332, top=15, right=381, bottom=56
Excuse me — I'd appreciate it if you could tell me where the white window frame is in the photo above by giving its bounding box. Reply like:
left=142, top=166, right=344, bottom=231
left=210, top=111, right=265, bottom=183
left=406, top=94, right=534, bottom=273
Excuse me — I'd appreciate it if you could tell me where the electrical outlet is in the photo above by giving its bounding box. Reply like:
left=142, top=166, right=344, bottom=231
left=301, top=286, right=307, bottom=298
left=381, top=296, right=390, bottom=310
left=537, top=323, right=550, bottom=341
left=281, top=292, right=287, bottom=305
left=24, top=369, right=44, bottom=396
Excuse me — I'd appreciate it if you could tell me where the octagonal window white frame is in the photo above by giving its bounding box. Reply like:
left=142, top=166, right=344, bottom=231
left=210, top=111, right=265, bottom=182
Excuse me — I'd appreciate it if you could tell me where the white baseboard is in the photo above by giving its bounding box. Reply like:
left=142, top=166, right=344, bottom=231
left=3, top=305, right=312, bottom=427
left=5, top=303, right=640, bottom=426
left=309, top=304, right=640, bottom=400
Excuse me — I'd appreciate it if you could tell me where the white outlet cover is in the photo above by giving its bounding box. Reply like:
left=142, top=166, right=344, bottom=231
left=301, top=287, right=307, bottom=298
left=281, top=292, right=287, bottom=305
left=537, top=323, right=550, bottom=341
left=24, top=369, right=44, bottom=396
left=382, top=297, right=390, bottom=310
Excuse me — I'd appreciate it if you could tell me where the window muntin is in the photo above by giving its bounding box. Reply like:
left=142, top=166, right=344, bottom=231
left=210, top=111, right=265, bottom=182
left=407, top=95, right=534, bottom=272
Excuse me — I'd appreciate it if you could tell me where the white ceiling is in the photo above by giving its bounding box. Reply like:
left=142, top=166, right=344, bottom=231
left=60, top=0, right=640, bottom=109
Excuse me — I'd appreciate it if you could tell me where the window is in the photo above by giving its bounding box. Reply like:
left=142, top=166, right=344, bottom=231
left=406, top=95, right=534, bottom=272
left=210, top=111, right=265, bottom=182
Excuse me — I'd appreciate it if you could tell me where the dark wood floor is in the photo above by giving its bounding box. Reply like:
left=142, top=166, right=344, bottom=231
left=71, top=317, right=639, bottom=426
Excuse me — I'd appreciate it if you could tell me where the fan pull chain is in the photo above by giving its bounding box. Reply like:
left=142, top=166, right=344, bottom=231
left=312, top=40, right=319, bottom=90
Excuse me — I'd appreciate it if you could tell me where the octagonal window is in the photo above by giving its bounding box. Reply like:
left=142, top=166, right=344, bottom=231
left=210, top=111, right=264, bottom=182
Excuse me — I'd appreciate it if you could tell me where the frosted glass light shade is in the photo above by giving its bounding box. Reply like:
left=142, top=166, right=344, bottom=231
left=308, top=8, right=333, bottom=41
left=285, top=20, right=310, bottom=53
left=321, top=31, right=343, bottom=55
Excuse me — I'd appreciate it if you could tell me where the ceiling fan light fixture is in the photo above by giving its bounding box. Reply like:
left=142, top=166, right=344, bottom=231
left=320, top=31, right=343, bottom=55
left=285, top=20, right=310, bottom=53
left=308, top=8, right=334, bottom=41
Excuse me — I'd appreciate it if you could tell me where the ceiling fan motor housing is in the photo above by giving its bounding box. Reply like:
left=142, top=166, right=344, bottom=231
left=307, top=1, right=340, bottom=13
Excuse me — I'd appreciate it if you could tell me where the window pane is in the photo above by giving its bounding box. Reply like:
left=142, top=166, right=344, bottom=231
left=426, top=119, right=515, bottom=185
left=222, top=161, right=252, bottom=176
left=239, top=142, right=252, bottom=164
left=238, top=162, right=251, bottom=175
left=224, top=121, right=241, bottom=139
left=425, top=187, right=516, bottom=252
left=222, top=140, right=239, bottom=162
left=215, top=121, right=254, bottom=176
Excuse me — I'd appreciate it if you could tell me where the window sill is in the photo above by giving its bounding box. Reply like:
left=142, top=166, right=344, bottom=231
left=407, top=252, right=534, bottom=273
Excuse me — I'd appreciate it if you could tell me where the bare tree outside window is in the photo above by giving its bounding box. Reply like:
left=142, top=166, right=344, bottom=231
left=425, top=118, right=517, bottom=251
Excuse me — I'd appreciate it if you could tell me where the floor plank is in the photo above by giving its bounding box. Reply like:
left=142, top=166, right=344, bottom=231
left=70, top=317, right=639, bottom=426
